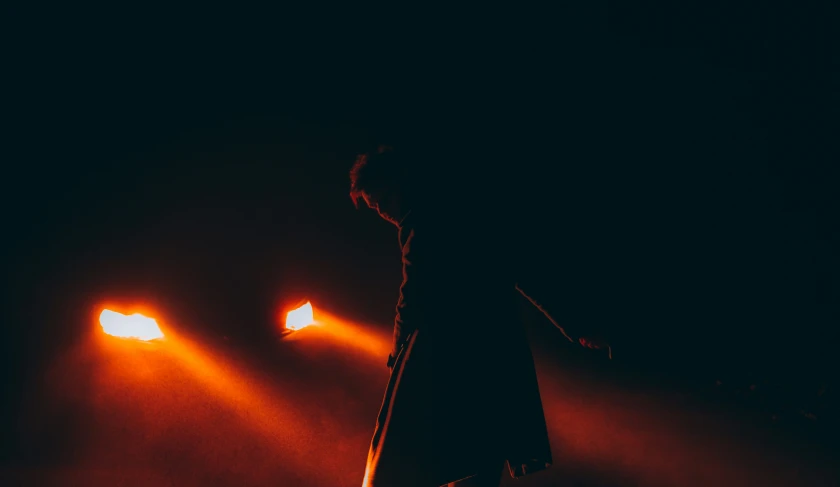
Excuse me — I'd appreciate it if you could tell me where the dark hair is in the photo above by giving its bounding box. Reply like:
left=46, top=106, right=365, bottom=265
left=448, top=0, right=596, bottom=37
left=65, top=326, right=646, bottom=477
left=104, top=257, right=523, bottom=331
left=349, top=145, right=413, bottom=208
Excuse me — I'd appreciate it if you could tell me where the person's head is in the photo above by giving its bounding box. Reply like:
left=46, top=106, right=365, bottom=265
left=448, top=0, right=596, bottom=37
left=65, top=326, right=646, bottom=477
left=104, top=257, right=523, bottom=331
left=349, top=146, right=414, bottom=225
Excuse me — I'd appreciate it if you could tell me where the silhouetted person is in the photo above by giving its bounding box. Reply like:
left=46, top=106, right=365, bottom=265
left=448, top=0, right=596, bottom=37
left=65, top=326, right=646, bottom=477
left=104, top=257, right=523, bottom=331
left=350, top=146, right=558, bottom=487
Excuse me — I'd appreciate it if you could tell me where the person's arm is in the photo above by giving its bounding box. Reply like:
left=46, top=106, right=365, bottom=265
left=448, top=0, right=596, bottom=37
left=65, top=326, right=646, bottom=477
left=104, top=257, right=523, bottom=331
left=514, top=283, right=575, bottom=343
left=515, top=282, right=612, bottom=359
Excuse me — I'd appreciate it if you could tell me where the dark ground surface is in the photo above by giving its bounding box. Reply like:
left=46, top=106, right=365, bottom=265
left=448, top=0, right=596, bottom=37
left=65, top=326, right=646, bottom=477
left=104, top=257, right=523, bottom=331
left=1, top=307, right=838, bottom=487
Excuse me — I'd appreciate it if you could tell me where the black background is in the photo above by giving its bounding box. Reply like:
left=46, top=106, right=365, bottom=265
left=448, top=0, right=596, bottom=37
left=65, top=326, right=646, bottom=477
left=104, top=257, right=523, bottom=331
left=2, top=2, right=836, bottom=449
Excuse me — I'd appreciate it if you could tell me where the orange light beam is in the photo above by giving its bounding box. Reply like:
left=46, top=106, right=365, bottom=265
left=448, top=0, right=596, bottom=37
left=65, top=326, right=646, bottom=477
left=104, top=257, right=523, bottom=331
left=93, top=307, right=331, bottom=476
left=284, top=306, right=391, bottom=358
left=157, top=330, right=321, bottom=458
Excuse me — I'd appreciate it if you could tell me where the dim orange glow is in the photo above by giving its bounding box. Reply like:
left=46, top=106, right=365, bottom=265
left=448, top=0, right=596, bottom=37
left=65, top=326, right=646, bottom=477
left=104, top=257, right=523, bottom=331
left=99, top=309, right=164, bottom=341
left=285, top=301, right=315, bottom=331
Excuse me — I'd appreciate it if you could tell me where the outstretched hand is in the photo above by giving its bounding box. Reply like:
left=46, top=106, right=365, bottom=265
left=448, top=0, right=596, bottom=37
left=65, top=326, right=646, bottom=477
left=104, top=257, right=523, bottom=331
left=579, top=336, right=612, bottom=359
left=578, top=336, right=607, bottom=349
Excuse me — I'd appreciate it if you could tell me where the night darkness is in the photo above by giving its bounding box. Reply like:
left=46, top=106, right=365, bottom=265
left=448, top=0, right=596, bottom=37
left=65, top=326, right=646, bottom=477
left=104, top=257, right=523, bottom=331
left=2, top=4, right=837, bottom=485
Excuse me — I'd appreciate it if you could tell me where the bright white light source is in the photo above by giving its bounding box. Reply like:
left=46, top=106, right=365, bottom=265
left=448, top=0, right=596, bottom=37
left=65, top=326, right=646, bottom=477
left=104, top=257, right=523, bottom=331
left=285, top=302, right=315, bottom=331
left=99, top=309, right=164, bottom=341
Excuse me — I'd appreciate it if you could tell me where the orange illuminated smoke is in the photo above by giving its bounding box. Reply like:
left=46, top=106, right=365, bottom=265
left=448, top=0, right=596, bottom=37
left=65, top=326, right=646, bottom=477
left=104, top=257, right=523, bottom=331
left=285, top=301, right=315, bottom=331
left=99, top=309, right=164, bottom=341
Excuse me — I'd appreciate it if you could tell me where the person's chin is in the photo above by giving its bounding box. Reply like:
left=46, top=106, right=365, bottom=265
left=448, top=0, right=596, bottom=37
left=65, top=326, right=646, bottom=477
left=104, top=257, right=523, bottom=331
left=379, top=212, right=399, bottom=225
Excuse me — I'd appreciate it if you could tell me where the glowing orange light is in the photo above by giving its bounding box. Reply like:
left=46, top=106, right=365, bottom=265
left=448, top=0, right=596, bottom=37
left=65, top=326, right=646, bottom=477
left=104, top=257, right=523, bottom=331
left=285, top=301, right=315, bottom=331
left=99, top=309, right=164, bottom=341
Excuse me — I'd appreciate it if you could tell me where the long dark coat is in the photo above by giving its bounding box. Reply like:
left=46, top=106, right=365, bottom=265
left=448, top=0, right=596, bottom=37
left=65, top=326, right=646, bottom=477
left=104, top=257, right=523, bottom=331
left=362, top=208, right=552, bottom=487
